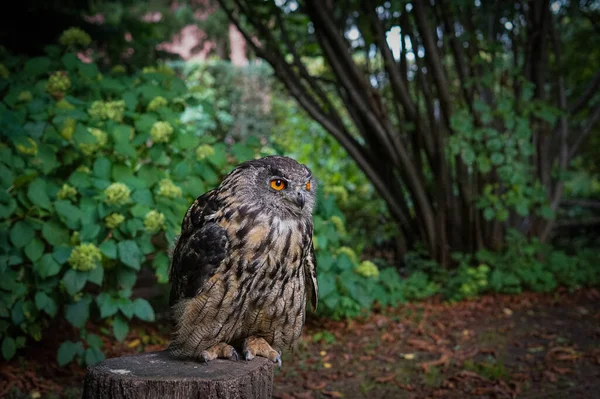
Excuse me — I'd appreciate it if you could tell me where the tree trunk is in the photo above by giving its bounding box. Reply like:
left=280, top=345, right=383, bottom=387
left=82, top=351, right=274, bottom=399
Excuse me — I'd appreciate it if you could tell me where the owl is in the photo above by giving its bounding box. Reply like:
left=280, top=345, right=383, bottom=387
left=168, top=155, right=318, bottom=367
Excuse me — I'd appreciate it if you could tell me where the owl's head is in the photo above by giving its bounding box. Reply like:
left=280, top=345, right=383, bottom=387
left=221, top=156, right=316, bottom=219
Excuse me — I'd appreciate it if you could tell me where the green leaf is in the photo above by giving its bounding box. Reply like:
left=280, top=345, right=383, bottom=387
left=53, top=246, right=72, bottom=264
left=116, top=268, right=137, bottom=289
left=36, top=254, right=61, bottom=278
left=490, top=152, right=505, bottom=165
left=133, top=298, right=155, bottom=322
left=2, top=337, right=16, bottom=360
left=25, top=239, right=45, bottom=262
left=35, top=292, right=57, bottom=317
left=10, top=221, right=35, bottom=248
left=66, top=299, right=90, bottom=328
left=27, top=178, right=52, bottom=210
left=87, top=266, right=104, bottom=286
left=57, top=341, right=77, bottom=366
left=113, top=315, right=129, bottom=342
left=86, top=333, right=103, bottom=348
left=96, top=293, right=119, bottom=318
left=84, top=346, right=105, bottom=366
left=515, top=202, right=529, bottom=216
left=54, top=200, right=82, bottom=229
left=99, top=240, right=117, bottom=259
left=483, top=208, right=495, bottom=221
left=42, top=222, right=70, bottom=246
left=93, top=157, right=112, bottom=180
left=24, top=57, right=51, bottom=76
left=118, top=240, right=141, bottom=270
left=62, top=269, right=88, bottom=295
left=153, top=252, right=169, bottom=283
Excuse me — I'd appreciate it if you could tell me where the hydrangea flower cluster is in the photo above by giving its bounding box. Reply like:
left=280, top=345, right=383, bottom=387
left=337, top=246, right=358, bottom=263
left=144, top=210, right=166, bottom=233
left=78, top=128, right=108, bottom=155
left=16, top=138, right=38, bottom=156
left=195, top=144, right=215, bottom=160
left=46, top=71, right=71, bottom=94
left=68, top=243, right=102, bottom=272
left=0, top=64, right=8, bottom=79
left=150, top=121, right=173, bottom=143
left=88, top=100, right=126, bottom=122
left=329, top=215, right=346, bottom=235
left=105, top=213, right=125, bottom=229
left=158, top=179, right=182, bottom=198
left=55, top=99, right=75, bottom=110
left=355, top=260, right=380, bottom=278
left=18, top=91, right=32, bottom=102
left=147, top=96, right=168, bottom=111
left=104, top=183, right=131, bottom=206
left=57, top=184, right=78, bottom=200
left=60, top=118, right=76, bottom=140
left=59, top=27, right=92, bottom=47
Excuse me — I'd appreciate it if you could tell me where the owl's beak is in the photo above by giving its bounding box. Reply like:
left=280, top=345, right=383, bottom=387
left=295, top=191, right=305, bottom=209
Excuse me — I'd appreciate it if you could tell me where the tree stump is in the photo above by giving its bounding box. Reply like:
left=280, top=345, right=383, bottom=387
left=82, top=351, right=274, bottom=399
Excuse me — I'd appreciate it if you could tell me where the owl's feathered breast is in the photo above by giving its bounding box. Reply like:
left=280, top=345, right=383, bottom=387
left=169, top=186, right=316, bottom=329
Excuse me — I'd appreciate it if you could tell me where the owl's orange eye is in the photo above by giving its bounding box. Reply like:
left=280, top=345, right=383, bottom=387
left=305, top=181, right=311, bottom=191
left=270, top=179, right=286, bottom=191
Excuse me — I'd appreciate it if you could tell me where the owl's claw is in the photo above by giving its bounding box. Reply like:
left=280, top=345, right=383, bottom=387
left=274, top=353, right=282, bottom=368
left=231, top=349, right=239, bottom=361
left=242, top=336, right=282, bottom=368
left=244, top=350, right=254, bottom=361
left=200, top=342, right=238, bottom=363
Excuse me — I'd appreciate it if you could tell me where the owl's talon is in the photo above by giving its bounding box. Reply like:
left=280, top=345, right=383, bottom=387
left=231, top=349, right=239, bottom=361
left=274, top=354, right=282, bottom=368
left=244, top=350, right=254, bottom=361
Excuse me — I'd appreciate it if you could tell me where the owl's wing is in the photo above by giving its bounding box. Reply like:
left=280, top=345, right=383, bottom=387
left=304, top=241, right=318, bottom=312
left=168, top=190, right=228, bottom=307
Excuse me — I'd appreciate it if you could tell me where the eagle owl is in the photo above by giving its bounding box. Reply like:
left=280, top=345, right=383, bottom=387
left=168, top=156, right=318, bottom=367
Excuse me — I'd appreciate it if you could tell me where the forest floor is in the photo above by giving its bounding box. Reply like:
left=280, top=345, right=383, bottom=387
left=1, top=288, right=599, bottom=399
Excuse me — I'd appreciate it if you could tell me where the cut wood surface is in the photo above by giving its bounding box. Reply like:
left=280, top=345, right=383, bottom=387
left=82, top=350, right=274, bottom=399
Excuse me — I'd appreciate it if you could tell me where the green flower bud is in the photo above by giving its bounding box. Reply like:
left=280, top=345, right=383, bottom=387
left=57, top=184, right=78, bottom=200
left=150, top=121, right=173, bottom=143
left=157, top=179, right=182, bottom=198
left=70, top=231, right=80, bottom=245
left=105, top=213, right=125, bottom=229
left=144, top=210, right=166, bottom=233
left=0, top=63, right=8, bottom=79
left=325, top=185, right=349, bottom=203
left=104, top=183, right=131, bottom=206
left=337, top=246, right=358, bottom=264
left=355, top=260, right=380, bottom=278
left=147, top=96, right=168, bottom=111
left=88, top=100, right=125, bottom=122
left=46, top=71, right=71, bottom=94
left=68, top=243, right=102, bottom=272
left=18, top=91, right=33, bottom=102
left=329, top=215, right=346, bottom=235
left=78, top=127, right=108, bottom=155
left=195, top=144, right=215, bottom=161
left=60, top=118, right=76, bottom=140
left=59, top=27, right=92, bottom=47
left=111, top=65, right=126, bottom=74
left=16, top=138, right=38, bottom=156
left=55, top=98, right=75, bottom=110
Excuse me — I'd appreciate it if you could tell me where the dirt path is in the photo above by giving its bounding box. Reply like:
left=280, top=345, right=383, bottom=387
left=274, top=289, right=600, bottom=399
left=1, top=289, right=599, bottom=398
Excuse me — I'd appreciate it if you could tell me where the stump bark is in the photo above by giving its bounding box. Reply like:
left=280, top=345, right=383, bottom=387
left=82, top=351, right=274, bottom=399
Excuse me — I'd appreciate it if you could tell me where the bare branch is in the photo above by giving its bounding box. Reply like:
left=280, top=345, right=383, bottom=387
left=569, top=69, right=600, bottom=115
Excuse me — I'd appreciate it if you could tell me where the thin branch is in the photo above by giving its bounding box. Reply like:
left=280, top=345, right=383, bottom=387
left=569, top=69, right=600, bottom=115
left=568, top=103, right=600, bottom=159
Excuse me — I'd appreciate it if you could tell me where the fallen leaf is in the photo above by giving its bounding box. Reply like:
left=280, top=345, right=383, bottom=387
left=375, top=373, right=396, bottom=383
left=293, top=392, right=313, bottom=399
left=323, top=362, right=332, bottom=369
left=127, top=339, right=140, bottom=348
left=503, top=308, right=513, bottom=316
left=322, top=391, right=344, bottom=398
left=305, top=381, right=327, bottom=390
left=402, top=353, right=415, bottom=360
left=319, top=351, right=327, bottom=356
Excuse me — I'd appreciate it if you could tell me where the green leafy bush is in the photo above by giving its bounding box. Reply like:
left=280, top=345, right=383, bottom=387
left=0, top=39, right=266, bottom=365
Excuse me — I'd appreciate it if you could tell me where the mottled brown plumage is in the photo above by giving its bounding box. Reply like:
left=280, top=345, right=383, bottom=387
left=168, top=156, right=318, bottom=367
